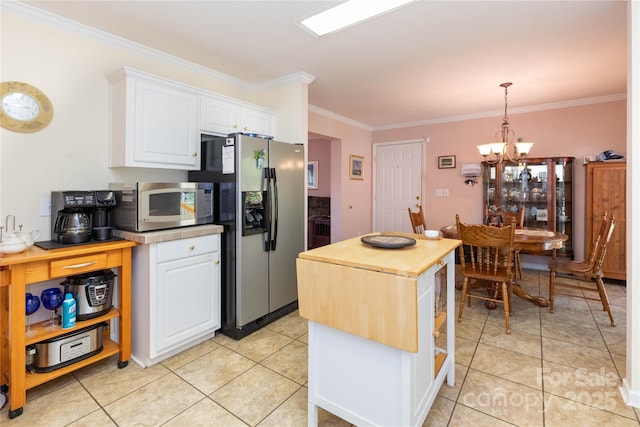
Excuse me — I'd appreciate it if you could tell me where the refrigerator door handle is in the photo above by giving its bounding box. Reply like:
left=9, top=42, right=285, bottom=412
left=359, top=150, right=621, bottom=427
left=271, top=167, right=278, bottom=251
left=262, top=167, right=271, bottom=252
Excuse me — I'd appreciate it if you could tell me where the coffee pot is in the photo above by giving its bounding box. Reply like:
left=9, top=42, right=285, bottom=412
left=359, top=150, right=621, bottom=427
left=54, top=210, right=92, bottom=244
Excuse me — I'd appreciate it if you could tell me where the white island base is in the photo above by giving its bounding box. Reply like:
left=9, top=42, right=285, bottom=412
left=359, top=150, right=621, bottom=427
left=298, top=237, right=459, bottom=427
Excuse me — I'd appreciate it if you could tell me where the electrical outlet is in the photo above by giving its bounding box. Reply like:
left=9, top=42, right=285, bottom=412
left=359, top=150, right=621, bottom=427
left=40, top=197, right=51, bottom=217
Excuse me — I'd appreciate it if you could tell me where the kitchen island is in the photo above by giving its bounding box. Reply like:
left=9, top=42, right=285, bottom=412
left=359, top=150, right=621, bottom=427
left=297, top=233, right=461, bottom=427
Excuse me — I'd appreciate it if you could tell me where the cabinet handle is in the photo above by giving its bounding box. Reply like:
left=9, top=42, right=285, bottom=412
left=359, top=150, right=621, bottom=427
left=437, top=258, right=445, bottom=266
left=243, top=126, right=248, bottom=131
left=191, top=152, right=197, bottom=157
left=215, top=259, right=220, bottom=265
left=233, top=124, right=237, bottom=129
left=63, top=261, right=97, bottom=269
left=189, top=245, right=195, bottom=250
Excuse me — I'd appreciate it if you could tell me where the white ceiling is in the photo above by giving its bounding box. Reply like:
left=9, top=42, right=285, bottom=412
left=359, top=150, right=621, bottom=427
left=21, top=0, right=628, bottom=130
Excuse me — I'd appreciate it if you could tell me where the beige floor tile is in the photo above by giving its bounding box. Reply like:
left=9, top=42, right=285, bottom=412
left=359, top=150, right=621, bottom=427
left=542, top=360, right=636, bottom=419
left=174, top=346, right=256, bottom=395
left=541, top=316, right=607, bottom=350
left=470, top=342, right=542, bottom=389
left=25, top=372, right=77, bottom=402
left=4, top=381, right=99, bottom=427
left=542, top=336, right=616, bottom=376
left=257, top=386, right=350, bottom=427
left=265, top=310, right=309, bottom=339
left=602, top=329, right=627, bottom=356
left=221, top=327, right=294, bottom=362
left=486, top=303, right=542, bottom=334
left=260, top=339, right=308, bottom=384
left=459, top=369, right=544, bottom=426
left=161, top=337, right=221, bottom=370
left=437, top=363, right=469, bottom=401
left=297, top=332, right=309, bottom=344
left=104, top=372, right=204, bottom=426
left=211, top=365, right=300, bottom=426
left=454, top=317, right=485, bottom=342
left=211, top=331, right=236, bottom=346
left=543, top=392, right=640, bottom=427
left=164, top=398, right=246, bottom=427
left=67, top=408, right=117, bottom=427
left=480, top=322, right=542, bottom=358
left=76, top=356, right=170, bottom=406
left=448, top=402, right=520, bottom=426
left=612, top=352, right=627, bottom=379
left=422, top=395, right=455, bottom=426
left=448, top=334, right=478, bottom=367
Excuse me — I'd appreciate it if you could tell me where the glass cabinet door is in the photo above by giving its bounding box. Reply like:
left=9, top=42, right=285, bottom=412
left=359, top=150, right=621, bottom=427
left=482, top=157, right=574, bottom=258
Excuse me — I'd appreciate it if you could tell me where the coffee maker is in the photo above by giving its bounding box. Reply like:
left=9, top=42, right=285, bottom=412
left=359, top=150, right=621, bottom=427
left=51, top=191, right=116, bottom=244
left=92, top=191, right=116, bottom=241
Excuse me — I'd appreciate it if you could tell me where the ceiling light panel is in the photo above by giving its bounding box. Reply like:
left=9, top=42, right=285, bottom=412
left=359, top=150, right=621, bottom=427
left=300, top=0, right=415, bottom=37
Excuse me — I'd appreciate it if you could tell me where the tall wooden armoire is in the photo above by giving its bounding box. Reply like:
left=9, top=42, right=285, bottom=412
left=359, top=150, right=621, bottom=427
left=585, top=161, right=626, bottom=280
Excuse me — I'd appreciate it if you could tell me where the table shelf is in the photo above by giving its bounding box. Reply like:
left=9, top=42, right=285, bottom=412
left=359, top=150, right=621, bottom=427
left=0, top=240, right=136, bottom=419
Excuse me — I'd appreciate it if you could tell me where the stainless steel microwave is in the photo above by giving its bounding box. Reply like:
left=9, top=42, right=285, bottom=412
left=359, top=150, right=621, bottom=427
left=108, top=182, right=213, bottom=232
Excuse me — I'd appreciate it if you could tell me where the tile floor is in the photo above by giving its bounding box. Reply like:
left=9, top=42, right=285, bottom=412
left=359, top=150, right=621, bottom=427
left=1, top=268, right=639, bottom=426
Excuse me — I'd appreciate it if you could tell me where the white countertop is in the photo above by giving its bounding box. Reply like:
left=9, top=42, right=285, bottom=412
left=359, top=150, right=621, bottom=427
left=112, top=224, right=223, bottom=244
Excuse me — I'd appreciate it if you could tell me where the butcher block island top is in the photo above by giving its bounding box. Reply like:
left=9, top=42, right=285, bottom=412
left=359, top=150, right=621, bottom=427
left=297, top=232, right=461, bottom=353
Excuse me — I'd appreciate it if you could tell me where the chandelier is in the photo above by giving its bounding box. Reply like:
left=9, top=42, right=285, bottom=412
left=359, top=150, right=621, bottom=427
left=477, top=82, right=534, bottom=164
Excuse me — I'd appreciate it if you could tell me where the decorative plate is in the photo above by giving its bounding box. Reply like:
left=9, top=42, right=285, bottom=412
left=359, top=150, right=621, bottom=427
left=361, top=235, right=416, bottom=249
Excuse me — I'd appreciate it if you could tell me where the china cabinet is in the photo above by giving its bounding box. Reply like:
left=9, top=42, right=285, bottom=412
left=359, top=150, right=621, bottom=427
left=482, top=157, right=575, bottom=258
left=585, top=162, right=626, bottom=280
left=0, top=240, right=136, bottom=419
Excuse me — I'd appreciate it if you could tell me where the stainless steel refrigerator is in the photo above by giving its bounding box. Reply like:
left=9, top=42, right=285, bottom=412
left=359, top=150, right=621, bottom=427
left=189, top=133, right=304, bottom=339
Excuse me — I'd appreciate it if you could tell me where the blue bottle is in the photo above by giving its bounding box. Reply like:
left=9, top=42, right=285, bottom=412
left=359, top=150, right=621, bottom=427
left=62, top=293, right=76, bottom=329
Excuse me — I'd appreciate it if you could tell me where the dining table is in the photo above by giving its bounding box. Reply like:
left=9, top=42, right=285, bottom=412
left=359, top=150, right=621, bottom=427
left=440, top=224, right=569, bottom=307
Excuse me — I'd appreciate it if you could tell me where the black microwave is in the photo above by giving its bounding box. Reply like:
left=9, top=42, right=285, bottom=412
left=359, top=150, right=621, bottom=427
left=108, top=182, right=213, bottom=232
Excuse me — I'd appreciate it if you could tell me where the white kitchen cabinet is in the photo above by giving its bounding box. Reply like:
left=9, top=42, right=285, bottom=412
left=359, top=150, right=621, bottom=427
left=109, top=67, right=200, bottom=170
left=200, top=95, right=275, bottom=137
left=131, top=234, right=221, bottom=367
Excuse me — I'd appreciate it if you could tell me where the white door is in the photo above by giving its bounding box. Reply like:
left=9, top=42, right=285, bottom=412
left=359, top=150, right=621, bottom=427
left=373, top=140, right=424, bottom=233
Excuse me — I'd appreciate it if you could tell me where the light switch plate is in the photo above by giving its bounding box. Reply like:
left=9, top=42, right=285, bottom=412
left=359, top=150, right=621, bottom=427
left=40, top=197, right=51, bottom=217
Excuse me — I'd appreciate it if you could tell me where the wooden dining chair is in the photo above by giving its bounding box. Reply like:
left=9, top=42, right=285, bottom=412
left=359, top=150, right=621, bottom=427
left=408, top=206, right=426, bottom=234
left=485, top=206, right=525, bottom=279
left=548, top=213, right=616, bottom=326
left=456, top=214, right=516, bottom=334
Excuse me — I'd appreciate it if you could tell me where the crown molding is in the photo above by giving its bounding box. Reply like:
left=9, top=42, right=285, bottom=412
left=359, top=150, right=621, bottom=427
left=260, top=72, right=316, bottom=88
left=308, top=105, right=373, bottom=131
left=1, top=1, right=255, bottom=89
left=373, top=93, right=627, bottom=131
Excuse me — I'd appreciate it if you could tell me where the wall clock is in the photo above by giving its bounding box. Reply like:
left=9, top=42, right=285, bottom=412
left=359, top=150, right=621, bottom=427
left=1, top=81, right=54, bottom=133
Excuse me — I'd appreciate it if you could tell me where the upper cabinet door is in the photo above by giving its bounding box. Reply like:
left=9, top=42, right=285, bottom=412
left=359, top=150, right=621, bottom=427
left=200, top=95, right=275, bottom=138
left=200, top=96, right=238, bottom=136
left=110, top=68, right=200, bottom=170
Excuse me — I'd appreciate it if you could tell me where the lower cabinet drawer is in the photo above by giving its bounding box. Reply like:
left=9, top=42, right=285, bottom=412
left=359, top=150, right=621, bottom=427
left=156, top=235, right=218, bottom=263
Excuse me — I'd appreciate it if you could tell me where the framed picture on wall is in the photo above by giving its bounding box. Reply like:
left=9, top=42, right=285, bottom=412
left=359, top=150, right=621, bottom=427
left=308, top=161, right=318, bottom=189
left=438, top=155, right=456, bottom=169
left=350, top=155, right=364, bottom=180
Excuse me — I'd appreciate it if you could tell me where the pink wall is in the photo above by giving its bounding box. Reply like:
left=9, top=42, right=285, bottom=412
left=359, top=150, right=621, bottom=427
left=308, top=139, right=332, bottom=197
left=308, top=113, right=373, bottom=240
left=373, top=100, right=627, bottom=259
left=309, top=100, right=625, bottom=259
